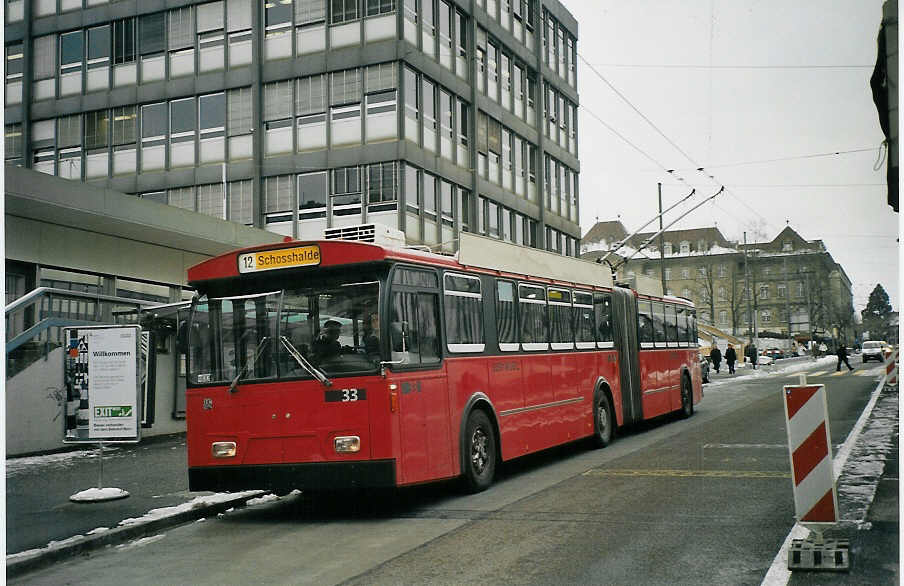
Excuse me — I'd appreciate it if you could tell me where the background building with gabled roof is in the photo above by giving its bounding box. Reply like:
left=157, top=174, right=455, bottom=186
left=581, top=221, right=856, bottom=347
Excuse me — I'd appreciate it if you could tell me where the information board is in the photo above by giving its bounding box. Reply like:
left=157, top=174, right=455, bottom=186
left=63, top=325, right=142, bottom=443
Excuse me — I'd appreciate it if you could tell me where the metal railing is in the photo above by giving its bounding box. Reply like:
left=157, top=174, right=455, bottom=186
left=5, top=287, right=158, bottom=378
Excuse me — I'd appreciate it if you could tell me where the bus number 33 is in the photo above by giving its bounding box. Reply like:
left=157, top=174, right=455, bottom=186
left=325, top=388, right=367, bottom=403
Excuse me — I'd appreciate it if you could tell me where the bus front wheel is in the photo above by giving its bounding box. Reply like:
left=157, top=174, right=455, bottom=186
left=462, top=409, right=496, bottom=493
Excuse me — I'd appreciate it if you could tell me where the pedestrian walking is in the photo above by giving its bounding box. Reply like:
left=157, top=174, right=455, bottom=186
left=709, top=346, right=722, bottom=373
left=725, top=344, right=737, bottom=374
left=836, top=343, right=854, bottom=372
left=747, top=344, right=758, bottom=369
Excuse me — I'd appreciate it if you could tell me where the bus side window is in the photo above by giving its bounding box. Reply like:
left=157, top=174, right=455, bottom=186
left=417, top=293, right=441, bottom=364
left=496, top=280, right=519, bottom=351
left=390, top=291, right=441, bottom=365
left=518, top=284, right=549, bottom=350
left=652, top=301, right=666, bottom=347
left=637, top=299, right=653, bottom=347
left=665, top=304, right=678, bottom=345
left=676, top=306, right=688, bottom=346
left=594, top=293, right=613, bottom=346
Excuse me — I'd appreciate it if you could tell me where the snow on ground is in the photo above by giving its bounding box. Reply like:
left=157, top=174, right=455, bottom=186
left=117, top=491, right=263, bottom=526
left=704, top=356, right=841, bottom=390
left=836, top=387, right=898, bottom=527
left=5, top=445, right=122, bottom=477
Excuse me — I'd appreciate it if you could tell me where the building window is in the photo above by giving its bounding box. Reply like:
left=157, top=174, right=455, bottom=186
left=5, top=124, right=23, bottom=161
left=332, top=166, right=362, bottom=213
left=227, top=86, right=253, bottom=159
left=331, top=0, right=360, bottom=24
left=5, top=42, right=23, bottom=105
left=140, top=102, right=167, bottom=171
left=718, top=264, right=727, bottom=277
left=761, top=310, right=771, bottom=324
left=197, top=183, right=226, bottom=219
left=783, top=240, right=792, bottom=251
left=367, top=161, right=397, bottom=209
left=229, top=179, right=253, bottom=224
left=681, top=267, right=689, bottom=279
left=719, top=310, right=727, bottom=325
left=680, top=241, right=689, bottom=254
left=718, top=286, right=726, bottom=301
left=778, top=283, right=786, bottom=298
left=664, top=268, right=671, bottom=281
left=59, top=30, right=84, bottom=96
left=199, top=92, right=226, bottom=163
left=663, top=241, right=672, bottom=255
left=168, top=185, right=196, bottom=211
left=759, top=284, right=769, bottom=300
left=264, top=174, right=293, bottom=215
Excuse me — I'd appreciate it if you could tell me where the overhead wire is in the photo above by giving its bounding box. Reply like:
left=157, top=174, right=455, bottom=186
left=577, top=51, right=782, bottom=236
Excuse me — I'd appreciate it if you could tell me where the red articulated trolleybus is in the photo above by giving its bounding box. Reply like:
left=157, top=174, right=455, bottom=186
left=185, top=227, right=702, bottom=494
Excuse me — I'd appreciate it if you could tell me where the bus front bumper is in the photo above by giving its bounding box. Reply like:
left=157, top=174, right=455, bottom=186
left=189, top=459, right=397, bottom=493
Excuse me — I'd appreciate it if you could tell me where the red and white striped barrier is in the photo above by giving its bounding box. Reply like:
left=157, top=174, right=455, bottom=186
left=884, top=348, right=898, bottom=386
left=782, top=384, right=838, bottom=526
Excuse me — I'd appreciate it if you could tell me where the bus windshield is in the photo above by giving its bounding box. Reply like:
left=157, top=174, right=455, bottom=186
left=188, top=281, right=382, bottom=386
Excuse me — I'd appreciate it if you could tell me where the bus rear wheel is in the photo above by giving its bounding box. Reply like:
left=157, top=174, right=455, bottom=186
left=592, top=391, right=614, bottom=448
left=462, top=409, right=496, bottom=493
left=680, top=375, right=694, bottom=418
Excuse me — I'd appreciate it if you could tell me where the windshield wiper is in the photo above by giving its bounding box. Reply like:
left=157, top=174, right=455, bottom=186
left=280, top=335, right=333, bottom=388
left=227, top=336, right=270, bottom=394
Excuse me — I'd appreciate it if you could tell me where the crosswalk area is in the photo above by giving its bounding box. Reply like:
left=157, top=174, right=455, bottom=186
left=785, top=366, right=882, bottom=379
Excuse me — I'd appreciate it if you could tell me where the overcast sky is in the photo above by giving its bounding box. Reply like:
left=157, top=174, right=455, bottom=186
left=567, top=0, right=898, bottom=313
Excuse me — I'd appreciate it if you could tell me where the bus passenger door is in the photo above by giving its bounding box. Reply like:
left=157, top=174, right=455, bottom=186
left=390, top=289, right=452, bottom=484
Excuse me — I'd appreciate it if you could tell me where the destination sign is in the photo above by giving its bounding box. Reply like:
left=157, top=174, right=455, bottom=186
left=238, top=246, right=321, bottom=273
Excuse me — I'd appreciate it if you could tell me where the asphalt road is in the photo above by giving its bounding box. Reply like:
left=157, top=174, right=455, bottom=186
left=10, top=361, right=889, bottom=586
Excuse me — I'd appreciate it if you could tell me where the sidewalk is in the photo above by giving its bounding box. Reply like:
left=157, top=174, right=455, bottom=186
left=5, top=433, right=263, bottom=577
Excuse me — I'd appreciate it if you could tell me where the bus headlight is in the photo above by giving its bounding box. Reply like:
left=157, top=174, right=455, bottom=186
left=211, top=441, right=237, bottom=458
left=334, top=436, right=360, bottom=453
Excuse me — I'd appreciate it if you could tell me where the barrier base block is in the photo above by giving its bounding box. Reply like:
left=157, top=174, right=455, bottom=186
left=788, top=538, right=850, bottom=571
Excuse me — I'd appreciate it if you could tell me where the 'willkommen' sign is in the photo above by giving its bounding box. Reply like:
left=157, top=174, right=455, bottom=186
left=63, top=325, right=142, bottom=444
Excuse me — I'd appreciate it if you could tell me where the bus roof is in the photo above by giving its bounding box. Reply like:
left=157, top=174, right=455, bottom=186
left=187, top=232, right=688, bottom=306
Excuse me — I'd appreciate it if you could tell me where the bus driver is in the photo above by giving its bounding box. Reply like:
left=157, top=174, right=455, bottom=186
left=312, top=319, right=343, bottom=362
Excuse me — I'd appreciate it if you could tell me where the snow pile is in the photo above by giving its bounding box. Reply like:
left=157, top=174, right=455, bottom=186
left=246, top=493, right=280, bottom=506
left=70, top=487, right=129, bottom=502
left=117, top=490, right=263, bottom=526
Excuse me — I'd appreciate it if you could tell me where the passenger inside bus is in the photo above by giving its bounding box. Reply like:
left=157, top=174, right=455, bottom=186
left=312, top=319, right=343, bottom=362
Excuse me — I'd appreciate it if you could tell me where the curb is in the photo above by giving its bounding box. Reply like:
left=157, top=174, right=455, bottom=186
left=6, top=490, right=265, bottom=579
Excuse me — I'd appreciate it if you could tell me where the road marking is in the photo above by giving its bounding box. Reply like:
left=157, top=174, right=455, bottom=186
left=702, top=443, right=785, bottom=449
left=582, top=468, right=790, bottom=479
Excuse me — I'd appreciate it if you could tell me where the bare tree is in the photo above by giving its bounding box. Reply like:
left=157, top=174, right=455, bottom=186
left=694, top=256, right=717, bottom=326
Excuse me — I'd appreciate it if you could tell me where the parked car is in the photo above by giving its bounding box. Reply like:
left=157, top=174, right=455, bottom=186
left=763, top=348, right=785, bottom=360
left=757, top=354, right=774, bottom=366
left=700, top=356, right=711, bottom=383
left=861, top=340, right=888, bottom=363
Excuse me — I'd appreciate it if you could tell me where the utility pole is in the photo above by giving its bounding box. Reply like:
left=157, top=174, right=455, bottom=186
left=658, top=183, right=666, bottom=295
left=744, top=232, right=752, bottom=347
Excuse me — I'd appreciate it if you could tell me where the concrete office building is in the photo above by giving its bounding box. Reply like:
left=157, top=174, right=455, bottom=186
left=5, top=0, right=582, bottom=255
